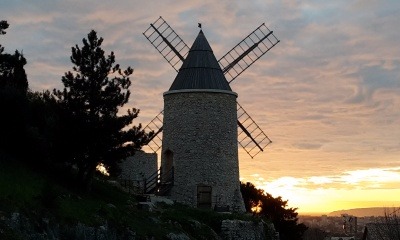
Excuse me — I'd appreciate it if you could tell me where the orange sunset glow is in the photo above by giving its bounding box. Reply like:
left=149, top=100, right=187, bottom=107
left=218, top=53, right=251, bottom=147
left=1, top=0, right=399, bottom=215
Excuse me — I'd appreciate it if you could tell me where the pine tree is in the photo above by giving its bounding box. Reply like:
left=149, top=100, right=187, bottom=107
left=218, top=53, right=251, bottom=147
left=0, top=20, right=28, bottom=92
left=0, top=20, right=29, bottom=155
left=0, top=20, right=9, bottom=35
left=0, top=20, right=10, bottom=54
left=54, top=30, right=152, bottom=189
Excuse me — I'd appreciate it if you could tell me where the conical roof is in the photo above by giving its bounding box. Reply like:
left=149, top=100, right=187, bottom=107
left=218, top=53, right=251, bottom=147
left=169, top=30, right=232, bottom=91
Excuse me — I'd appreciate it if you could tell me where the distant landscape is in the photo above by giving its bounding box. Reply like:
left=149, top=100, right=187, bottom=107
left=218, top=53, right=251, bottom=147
left=328, top=207, right=400, bottom=217
left=300, top=207, right=400, bottom=217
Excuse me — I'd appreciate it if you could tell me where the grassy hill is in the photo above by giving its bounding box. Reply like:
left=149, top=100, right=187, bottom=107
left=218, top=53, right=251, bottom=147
left=0, top=155, right=258, bottom=239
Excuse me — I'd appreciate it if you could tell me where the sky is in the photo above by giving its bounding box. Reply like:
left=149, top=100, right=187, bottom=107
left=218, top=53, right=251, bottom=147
left=1, top=0, right=399, bottom=215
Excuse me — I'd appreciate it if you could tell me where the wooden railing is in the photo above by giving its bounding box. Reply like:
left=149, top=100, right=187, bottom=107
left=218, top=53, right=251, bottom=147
left=144, top=167, right=174, bottom=195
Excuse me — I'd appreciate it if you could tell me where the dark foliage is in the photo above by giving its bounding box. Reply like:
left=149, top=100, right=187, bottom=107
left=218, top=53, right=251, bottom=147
left=0, top=86, right=29, bottom=155
left=0, top=20, right=9, bottom=53
left=25, top=91, right=61, bottom=163
left=0, top=21, right=58, bottom=164
left=0, top=20, right=8, bottom=35
left=372, top=208, right=400, bottom=240
left=53, top=30, right=152, bottom=190
left=0, top=66, right=54, bottom=164
left=0, top=21, right=30, bottom=155
left=241, top=182, right=308, bottom=240
left=0, top=50, right=28, bottom=92
left=0, top=21, right=28, bottom=92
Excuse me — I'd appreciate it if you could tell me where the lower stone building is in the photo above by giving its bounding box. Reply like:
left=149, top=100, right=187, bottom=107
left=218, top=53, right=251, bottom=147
left=119, top=150, right=157, bottom=183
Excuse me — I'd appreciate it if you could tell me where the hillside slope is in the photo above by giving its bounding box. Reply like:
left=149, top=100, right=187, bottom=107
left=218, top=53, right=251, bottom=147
left=0, top=157, right=274, bottom=239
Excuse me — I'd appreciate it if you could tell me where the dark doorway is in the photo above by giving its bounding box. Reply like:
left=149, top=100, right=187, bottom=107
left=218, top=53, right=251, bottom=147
left=162, top=149, right=174, bottom=183
left=164, top=149, right=173, bottom=172
left=197, top=185, right=212, bottom=209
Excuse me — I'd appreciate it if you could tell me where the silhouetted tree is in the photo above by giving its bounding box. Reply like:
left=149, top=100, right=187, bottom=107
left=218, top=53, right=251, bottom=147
left=241, top=181, right=265, bottom=212
left=0, top=85, right=29, bottom=155
left=369, top=208, right=400, bottom=240
left=0, top=21, right=28, bottom=92
left=241, top=182, right=308, bottom=240
left=0, top=20, right=10, bottom=53
left=0, top=21, right=29, bottom=155
left=25, top=91, right=60, bottom=163
left=0, top=50, right=28, bottom=92
left=0, top=20, right=8, bottom=35
left=53, top=30, right=152, bottom=190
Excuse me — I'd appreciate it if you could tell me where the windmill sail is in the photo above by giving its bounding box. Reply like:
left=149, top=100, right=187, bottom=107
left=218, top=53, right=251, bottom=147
left=143, top=111, right=164, bottom=153
left=237, top=103, right=272, bottom=158
left=218, top=23, right=280, bottom=83
left=143, top=16, right=190, bottom=72
left=143, top=17, right=277, bottom=158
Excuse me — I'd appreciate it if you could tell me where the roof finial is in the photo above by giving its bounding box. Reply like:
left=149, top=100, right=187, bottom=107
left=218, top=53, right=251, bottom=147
left=198, top=23, right=202, bottom=29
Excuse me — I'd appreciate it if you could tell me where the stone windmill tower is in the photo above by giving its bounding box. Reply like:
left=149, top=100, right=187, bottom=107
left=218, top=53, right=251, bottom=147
left=142, top=17, right=279, bottom=212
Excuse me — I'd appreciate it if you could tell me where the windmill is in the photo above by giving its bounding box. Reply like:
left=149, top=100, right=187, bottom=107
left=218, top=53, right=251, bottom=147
left=143, top=16, right=279, bottom=158
left=141, top=16, right=279, bottom=211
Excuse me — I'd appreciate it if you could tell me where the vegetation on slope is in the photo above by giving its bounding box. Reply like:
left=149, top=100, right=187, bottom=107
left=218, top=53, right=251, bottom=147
left=0, top=156, right=258, bottom=239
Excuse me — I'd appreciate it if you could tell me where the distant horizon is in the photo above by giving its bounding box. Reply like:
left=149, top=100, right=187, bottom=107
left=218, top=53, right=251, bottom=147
left=298, top=206, right=400, bottom=217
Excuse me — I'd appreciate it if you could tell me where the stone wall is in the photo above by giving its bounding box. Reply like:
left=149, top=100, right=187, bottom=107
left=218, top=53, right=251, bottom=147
left=162, top=90, right=245, bottom=212
left=1, top=212, right=136, bottom=240
left=220, top=220, right=278, bottom=240
left=1, top=212, right=276, bottom=240
left=119, top=151, right=157, bottom=182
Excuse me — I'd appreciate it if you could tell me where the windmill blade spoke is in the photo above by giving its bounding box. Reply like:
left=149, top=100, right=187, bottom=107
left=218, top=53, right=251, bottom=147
left=143, top=16, right=190, bottom=72
left=219, top=23, right=280, bottom=83
left=143, top=111, right=164, bottom=153
left=237, top=102, right=272, bottom=159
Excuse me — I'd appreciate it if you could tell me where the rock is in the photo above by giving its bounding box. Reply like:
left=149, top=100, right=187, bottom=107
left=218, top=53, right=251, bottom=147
left=107, top=203, right=117, bottom=209
left=1, top=212, right=137, bottom=240
left=149, top=195, right=174, bottom=205
left=149, top=217, right=160, bottom=224
left=10, top=212, right=20, bottom=229
left=220, top=219, right=268, bottom=240
left=107, top=180, right=120, bottom=187
left=166, top=232, right=190, bottom=240
left=189, top=219, right=201, bottom=229
left=138, top=202, right=154, bottom=212
left=122, top=227, right=136, bottom=240
left=99, top=224, right=107, bottom=231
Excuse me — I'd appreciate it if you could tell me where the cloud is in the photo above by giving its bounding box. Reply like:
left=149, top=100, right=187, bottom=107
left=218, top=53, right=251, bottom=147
left=293, top=142, right=323, bottom=150
left=246, top=167, right=400, bottom=194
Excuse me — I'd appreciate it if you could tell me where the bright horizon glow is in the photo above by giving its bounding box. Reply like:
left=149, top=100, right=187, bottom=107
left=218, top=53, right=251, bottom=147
left=242, top=166, right=400, bottom=214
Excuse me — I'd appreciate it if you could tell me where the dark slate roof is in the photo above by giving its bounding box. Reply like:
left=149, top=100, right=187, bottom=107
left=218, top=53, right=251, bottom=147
left=169, top=30, right=232, bottom=91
